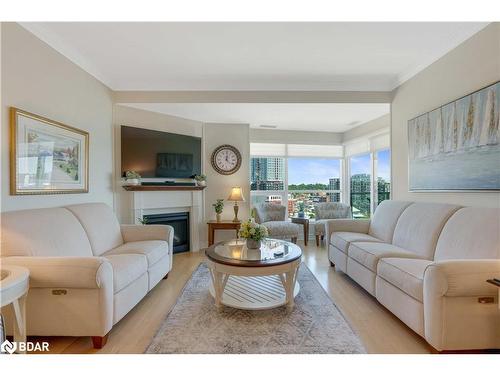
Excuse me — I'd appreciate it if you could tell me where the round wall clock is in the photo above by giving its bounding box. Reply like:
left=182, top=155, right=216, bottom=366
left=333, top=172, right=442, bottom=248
left=211, top=144, right=242, bottom=175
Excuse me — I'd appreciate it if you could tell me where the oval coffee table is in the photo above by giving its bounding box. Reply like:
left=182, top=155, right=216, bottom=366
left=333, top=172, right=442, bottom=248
left=205, top=238, right=302, bottom=311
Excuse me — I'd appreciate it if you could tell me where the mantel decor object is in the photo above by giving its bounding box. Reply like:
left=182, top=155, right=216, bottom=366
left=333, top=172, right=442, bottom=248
left=227, top=186, right=245, bottom=222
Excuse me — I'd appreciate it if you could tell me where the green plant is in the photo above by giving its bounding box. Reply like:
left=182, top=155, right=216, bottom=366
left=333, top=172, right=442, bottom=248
left=239, top=219, right=269, bottom=241
left=298, top=202, right=305, bottom=212
left=193, top=174, right=206, bottom=182
left=125, top=170, right=141, bottom=179
left=212, top=199, right=224, bottom=214
left=138, top=217, right=149, bottom=225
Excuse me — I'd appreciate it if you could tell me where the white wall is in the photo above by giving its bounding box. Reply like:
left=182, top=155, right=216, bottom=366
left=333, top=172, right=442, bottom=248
left=203, top=123, right=250, bottom=244
left=1, top=23, right=114, bottom=212
left=113, top=104, right=203, bottom=222
left=343, top=114, right=390, bottom=143
left=391, top=23, right=500, bottom=208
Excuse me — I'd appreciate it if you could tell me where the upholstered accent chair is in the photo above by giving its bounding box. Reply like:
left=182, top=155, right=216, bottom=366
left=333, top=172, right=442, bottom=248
left=254, top=203, right=300, bottom=243
left=314, top=202, right=352, bottom=246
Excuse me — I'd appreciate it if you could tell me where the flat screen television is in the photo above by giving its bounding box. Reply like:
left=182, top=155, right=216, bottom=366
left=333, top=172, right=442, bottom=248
left=121, top=126, right=202, bottom=178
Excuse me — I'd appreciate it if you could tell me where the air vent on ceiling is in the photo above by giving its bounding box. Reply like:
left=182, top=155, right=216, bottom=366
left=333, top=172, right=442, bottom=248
left=259, top=125, right=278, bottom=129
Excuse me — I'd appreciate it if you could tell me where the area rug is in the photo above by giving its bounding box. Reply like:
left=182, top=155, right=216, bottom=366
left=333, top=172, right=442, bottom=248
left=146, top=263, right=366, bottom=354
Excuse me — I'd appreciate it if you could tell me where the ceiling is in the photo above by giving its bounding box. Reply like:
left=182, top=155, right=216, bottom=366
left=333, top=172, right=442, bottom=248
left=122, top=103, right=390, bottom=132
left=21, top=22, right=488, bottom=91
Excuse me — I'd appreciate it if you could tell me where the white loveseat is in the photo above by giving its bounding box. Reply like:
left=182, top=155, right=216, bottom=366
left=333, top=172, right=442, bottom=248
left=0, top=203, right=173, bottom=348
left=326, top=200, right=500, bottom=351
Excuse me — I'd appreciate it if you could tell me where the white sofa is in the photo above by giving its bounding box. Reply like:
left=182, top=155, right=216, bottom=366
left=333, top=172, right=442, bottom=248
left=0, top=203, right=173, bottom=348
left=326, top=200, right=500, bottom=351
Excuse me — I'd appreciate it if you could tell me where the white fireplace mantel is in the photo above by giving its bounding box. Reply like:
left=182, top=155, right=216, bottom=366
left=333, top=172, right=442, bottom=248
left=123, top=189, right=203, bottom=252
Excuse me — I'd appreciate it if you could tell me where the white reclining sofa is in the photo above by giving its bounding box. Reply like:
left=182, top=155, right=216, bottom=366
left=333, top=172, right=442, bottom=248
left=326, top=200, right=500, bottom=351
left=0, top=203, right=173, bottom=348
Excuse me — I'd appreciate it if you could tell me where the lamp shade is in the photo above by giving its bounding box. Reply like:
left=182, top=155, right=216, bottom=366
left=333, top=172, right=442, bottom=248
left=227, top=186, right=245, bottom=201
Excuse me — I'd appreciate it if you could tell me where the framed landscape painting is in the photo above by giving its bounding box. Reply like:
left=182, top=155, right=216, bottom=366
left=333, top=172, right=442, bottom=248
left=10, top=107, right=89, bottom=195
left=408, top=81, right=500, bottom=191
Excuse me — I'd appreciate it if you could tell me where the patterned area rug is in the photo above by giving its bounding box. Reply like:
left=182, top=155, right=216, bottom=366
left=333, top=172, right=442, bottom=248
left=146, top=263, right=365, bottom=354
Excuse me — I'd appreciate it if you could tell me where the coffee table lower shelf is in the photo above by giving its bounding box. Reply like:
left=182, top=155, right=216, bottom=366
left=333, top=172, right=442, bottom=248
left=208, top=275, right=300, bottom=310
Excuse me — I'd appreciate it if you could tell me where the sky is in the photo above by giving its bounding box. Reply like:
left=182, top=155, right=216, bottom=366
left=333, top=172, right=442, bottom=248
left=288, top=158, right=340, bottom=185
left=288, top=150, right=390, bottom=185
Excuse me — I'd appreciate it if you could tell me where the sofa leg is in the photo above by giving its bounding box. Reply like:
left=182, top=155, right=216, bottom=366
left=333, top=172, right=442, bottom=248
left=291, top=237, right=297, bottom=244
left=321, top=235, right=324, bottom=241
left=315, top=235, right=320, bottom=246
left=163, top=273, right=169, bottom=279
left=91, top=334, right=108, bottom=349
left=330, top=261, right=335, bottom=267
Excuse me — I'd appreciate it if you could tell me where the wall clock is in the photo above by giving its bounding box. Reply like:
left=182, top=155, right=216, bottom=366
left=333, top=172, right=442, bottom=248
left=211, top=144, right=242, bottom=175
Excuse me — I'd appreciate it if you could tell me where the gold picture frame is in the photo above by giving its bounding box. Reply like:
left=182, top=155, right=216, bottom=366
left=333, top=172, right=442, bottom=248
left=10, top=107, right=89, bottom=195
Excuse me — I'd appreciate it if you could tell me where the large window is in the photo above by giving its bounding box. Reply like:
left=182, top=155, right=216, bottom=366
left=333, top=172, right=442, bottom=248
left=288, top=158, right=341, bottom=218
left=349, top=153, right=372, bottom=219
left=250, top=143, right=343, bottom=218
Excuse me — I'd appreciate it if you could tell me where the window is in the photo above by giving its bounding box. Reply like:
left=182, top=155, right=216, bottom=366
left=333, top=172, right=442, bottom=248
left=287, top=158, right=341, bottom=218
left=250, top=143, right=343, bottom=219
left=349, top=153, right=371, bottom=219
left=250, top=157, right=286, bottom=208
left=375, top=149, right=391, bottom=207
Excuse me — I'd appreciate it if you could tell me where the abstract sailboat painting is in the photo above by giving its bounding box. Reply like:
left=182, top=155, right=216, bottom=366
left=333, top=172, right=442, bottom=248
left=408, top=81, right=500, bottom=191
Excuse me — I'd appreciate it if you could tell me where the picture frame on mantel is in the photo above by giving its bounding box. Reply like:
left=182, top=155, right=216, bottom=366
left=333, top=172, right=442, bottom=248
left=408, top=81, right=500, bottom=192
left=10, top=107, right=89, bottom=195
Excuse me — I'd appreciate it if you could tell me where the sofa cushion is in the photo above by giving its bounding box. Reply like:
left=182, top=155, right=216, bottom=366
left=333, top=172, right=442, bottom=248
left=104, top=254, right=148, bottom=292
left=392, top=202, right=461, bottom=260
left=66, top=203, right=124, bottom=256
left=434, top=207, right=500, bottom=261
left=348, top=242, right=423, bottom=272
left=377, top=258, right=433, bottom=302
left=262, top=221, right=300, bottom=237
left=105, top=240, right=168, bottom=268
left=1, top=207, right=93, bottom=257
left=368, top=200, right=413, bottom=242
left=331, top=232, right=382, bottom=253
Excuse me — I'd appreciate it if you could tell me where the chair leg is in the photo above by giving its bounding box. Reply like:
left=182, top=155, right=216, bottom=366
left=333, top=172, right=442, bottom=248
left=330, top=261, right=335, bottom=267
left=291, top=237, right=297, bottom=244
left=91, top=334, right=109, bottom=349
left=315, top=235, right=320, bottom=247
left=321, top=235, right=324, bottom=241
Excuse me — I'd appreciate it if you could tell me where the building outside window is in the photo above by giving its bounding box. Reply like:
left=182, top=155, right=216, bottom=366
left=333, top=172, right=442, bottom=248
left=349, top=153, right=372, bottom=219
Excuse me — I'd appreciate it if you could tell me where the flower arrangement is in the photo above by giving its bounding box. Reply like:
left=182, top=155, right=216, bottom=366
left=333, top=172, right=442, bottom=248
left=212, top=199, right=224, bottom=222
left=212, top=199, right=224, bottom=214
left=239, top=219, right=268, bottom=248
left=193, top=174, right=207, bottom=187
left=124, top=171, right=141, bottom=186
left=125, top=170, right=141, bottom=179
left=193, top=174, right=206, bottom=182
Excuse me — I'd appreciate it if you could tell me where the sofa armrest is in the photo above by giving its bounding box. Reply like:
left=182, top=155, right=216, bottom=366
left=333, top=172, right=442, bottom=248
left=121, top=224, right=174, bottom=253
left=325, top=219, right=370, bottom=245
left=0, top=256, right=113, bottom=289
left=424, top=259, right=500, bottom=297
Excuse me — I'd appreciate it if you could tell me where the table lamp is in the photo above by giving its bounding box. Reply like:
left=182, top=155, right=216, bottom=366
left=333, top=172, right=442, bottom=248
left=227, top=186, right=245, bottom=222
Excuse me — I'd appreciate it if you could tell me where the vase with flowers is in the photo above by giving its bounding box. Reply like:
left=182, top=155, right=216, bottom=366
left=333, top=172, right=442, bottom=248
left=239, top=219, right=269, bottom=249
left=212, top=199, right=224, bottom=222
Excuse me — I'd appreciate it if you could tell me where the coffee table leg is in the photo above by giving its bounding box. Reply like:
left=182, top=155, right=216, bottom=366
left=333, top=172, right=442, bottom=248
left=212, top=270, right=225, bottom=309
left=284, top=270, right=295, bottom=311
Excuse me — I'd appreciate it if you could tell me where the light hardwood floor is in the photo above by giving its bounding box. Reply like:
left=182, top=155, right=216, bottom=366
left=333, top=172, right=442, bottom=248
left=29, top=241, right=432, bottom=354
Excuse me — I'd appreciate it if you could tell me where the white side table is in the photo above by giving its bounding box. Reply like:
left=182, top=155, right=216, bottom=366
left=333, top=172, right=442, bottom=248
left=0, top=265, right=29, bottom=353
